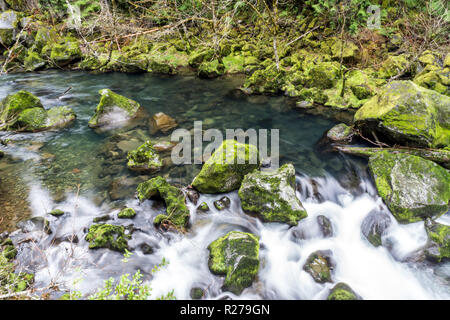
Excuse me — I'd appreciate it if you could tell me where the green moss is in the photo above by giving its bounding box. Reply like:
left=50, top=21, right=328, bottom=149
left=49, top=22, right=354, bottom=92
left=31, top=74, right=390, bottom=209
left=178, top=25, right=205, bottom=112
left=303, top=251, right=333, bottom=283
left=378, top=54, right=411, bottom=79
left=46, top=106, right=76, bottom=128
left=425, top=220, right=449, bottom=262
left=49, top=37, right=82, bottom=67
left=16, top=107, right=47, bottom=131
left=192, top=140, right=260, bottom=194
left=368, top=151, right=450, bottom=223
left=238, top=163, right=307, bottom=226
left=136, top=176, right=190, bottom=230
left=243, top=64, right=286, bottom=94
left=49, top=209, right=64, bottom=217
left=198, top=59, right=225, bottom=78
left=213, top=197, right=230, bottom=211
left=326, top=123, right=353, bottom=142
left=354, top=81, right=450, bottom=148
left=88, top=89, right=141, bottom=128
left=85, top=224, right=130, bottom=252
left=306, top=62, right=340, bottom=89
left=327, top=283, right=360, bottom=300
left=24, top=51, right=46, bottom=71
left=0, top=90, right=43, bottom=128
left=127, top=140, right=162, bottom=173
left=188, top=48, right=214, bottom=67
left=1, top=240, right=34, bottom=294
left=208, top=231, right=259, bottom=295
left=118, top=208, right=136, bottom=219
left=197, top=202, right=210, bottom=213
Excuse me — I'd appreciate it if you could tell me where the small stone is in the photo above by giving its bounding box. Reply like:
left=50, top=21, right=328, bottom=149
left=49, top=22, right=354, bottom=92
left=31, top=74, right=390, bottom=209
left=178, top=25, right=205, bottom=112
left=317, top=215, right=333, bottom=238
left=149, top=112, right=178, bottom=134
left=49, top=209, right=65, bottom=217
left=118, top=208, right=136, bottom=219
left=190, top=287, right=205, bottom=300
left=214, top=197, right=231, bottom=211
left=197, top=202, right=210, bottom=213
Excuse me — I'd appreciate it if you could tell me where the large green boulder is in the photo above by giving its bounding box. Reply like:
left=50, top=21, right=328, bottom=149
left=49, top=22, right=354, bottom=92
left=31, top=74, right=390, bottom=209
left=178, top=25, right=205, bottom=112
left=16, top=105, right=76, bottom=132
left=47, top=37, right=82, bottom=67
left=424, top=220, right=449, bottom=262
left=0, top=90, right=43, bottom=129
left=85, top=224, right=130, bottom=252
left=127, top=140, right=162, bottom=173
left=208, top=231, right=259, bottom=295
left=354, top=81, right=450, bottom=148
left=192, top=140, right=260, bottom=194
left=306, top=62, right=340, bottom=89
left=368, top=151, right=450, bottom=223
left=327, top=283, right=361, bottom=300
left=88, top=89, right=141, bottom=128
left=136, top=176, right=190, bottom=230
left=238, top=164, right=307, bottom=226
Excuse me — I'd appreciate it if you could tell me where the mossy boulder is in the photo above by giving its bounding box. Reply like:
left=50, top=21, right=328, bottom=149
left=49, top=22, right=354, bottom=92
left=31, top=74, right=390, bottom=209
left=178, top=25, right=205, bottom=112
left=136, top=176, right=190, bottom=230
left=414, top=67, right=449, bottom=96
left=327, top=283, right=361, bottom=300
left=188, top=48, right=214, bottom=67
left=88, top=89, right=141, bottom=128
left=0, top=90, right=43, bottom=128
left=192, top=140, right=260, bottom=194
left=49, top=209, right=64, bottom=217
left=198, top=59, right=225, bottom=79
left=378, top=54, right=411, bottom=78
left=85, top=224, right=130, bottom=252
left=306, top=62, right=340, bottom=89
left=354, top=81, right=450, bottom=148
left=48, top=37, right=82, bottom=67
left=238, top=164, right=307, bottom=226
left=361, top=210, right=391, bottom=247
left=127, top=140, right=162, bottom=173
left=118, top=208, right=136, bottom=219
left=326, top=123, right=353, bottom=143
left=424, top=219, right=449, bottom=262
left=303, top=250, right=334, bottom=283
left=16, top=105, right=76, bottom=132
left=368, top=151, right=450, bottom=224
left=346, top=69, right=382, bottom=100
left=208, top=231, right=259, bottom=295
left=243, top=64, right=286, bottom=94
left=23, top=51, right=46, bottom=71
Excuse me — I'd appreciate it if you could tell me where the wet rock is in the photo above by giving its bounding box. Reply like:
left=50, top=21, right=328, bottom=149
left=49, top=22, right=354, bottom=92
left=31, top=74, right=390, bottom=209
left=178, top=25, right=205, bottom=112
left=303, top=250, right=334, bottom=283
left=16, top=105, right=76, bottom=132
left=295, top=100, right=313, bottom=109
left=208, top=231, right=259, bottom=295
left=137, top=176, right=190, bottom=230
left=198, top=60, right=225, bottom=79
left=93, top=214, right=111, bottom=223
left=327, top=283, right=361, bottom=300
left=197, top=202, right=210, bottom=213
left=139, top=243, right=154, bottom=255
left=354, top=81, right=450, bottom=148
left=190, top=287, right=205, bottom=300
left=213, top=196, right=231, bottom=211
left=54, top=234, right=79, bottom=245
left=325, top=123, right=353, bottom=143
left=0, top=90, right=43, bottom=129
left=49, top=209, right=65, bottom=217
left=127, top=140, right=163, bottom=173
left=192, top=140, right=260, bottom=194
left=368, top=151, right=450, bottom=223
left=85, top=224, right=130, bottom=252
left=186, top=187, right=199, bottom=205
left=424, top=219, right=449, bottom=263
left=153, top=140, right=176, bottom=152
left=118, top=208, right=136, bottom=219
left=88, top=89, right=141, bottom=128
left=361, top=209, right=391, bottom=247
left=238, top=164, right=307, bottom=226
left=317, top=215, right=333, bottom=238
left=18, top=217, right=52, bottom=235
left=149, top=112, right=178, bottom=134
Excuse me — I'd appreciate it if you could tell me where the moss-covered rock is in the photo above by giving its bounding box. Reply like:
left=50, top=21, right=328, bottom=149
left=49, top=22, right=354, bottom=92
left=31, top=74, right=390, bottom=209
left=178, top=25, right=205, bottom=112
left=306, top=61, right=340, bottom=89
left=303, top=250, right=334, bottom=283
left=188, top=47, right=214, bottom=67
left=23, top=50, right=46, bottom=71
left=346, top=69, right=382, bottom=100
left=136, top=176, right=190, bottom=230
left=327, top=283, right=361, bottom=300
left=213, top=196, right=231, bottom=211
left=424, top=219, right=449, bottom=263
left=15, top=105, right=76, bottom=132
left=354, top=81, right=450, bottom=148
left=127, top=140, right=162, bottom=173
left=378, top=54, right=411, bottom=78
left=361, top=210, right=391, bottom=247
left=1, top=238, right=17, bottom=260
left=198, top=59, right=225, bottom=78
left=368, top=151, right=450, bottom=224
left=118, top=208, right=136, bottom=219
left=0, top=248, right=34, bottom=294
left=48, top=37, right=82, bottom=67
left=243, top=64, right=286, bottom=94
left=85, top=224, right=130, bottom=252
left=208, top=231, right=259, bottom=295
left=197, top=202, right=210, bottom=213
left=326, top=123, right=353, bottom=143
left=192, top=140, right=260, bottom=194
left=238, top=164, right=307, bottom=226
left=414, top=67, right=449, bottom=96
left=88, top=89, right=141, bottom=128
left=49, top=209, right=64, bottom=217
left=0, top=90, right=43, bottom=129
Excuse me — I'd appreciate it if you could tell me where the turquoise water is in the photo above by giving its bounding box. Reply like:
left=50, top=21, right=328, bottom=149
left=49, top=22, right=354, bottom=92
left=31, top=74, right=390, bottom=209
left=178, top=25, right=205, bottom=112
left=0, top=71, right=448, bottom=300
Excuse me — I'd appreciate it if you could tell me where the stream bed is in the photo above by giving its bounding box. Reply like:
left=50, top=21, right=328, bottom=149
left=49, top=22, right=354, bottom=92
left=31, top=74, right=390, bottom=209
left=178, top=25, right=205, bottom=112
left=0, top=71, right=449, bottom=299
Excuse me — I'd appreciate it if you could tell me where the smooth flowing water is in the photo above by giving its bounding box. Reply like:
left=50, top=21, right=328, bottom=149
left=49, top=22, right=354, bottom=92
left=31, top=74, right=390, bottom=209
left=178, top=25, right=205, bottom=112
left=0, top=71, right=448, bottom=299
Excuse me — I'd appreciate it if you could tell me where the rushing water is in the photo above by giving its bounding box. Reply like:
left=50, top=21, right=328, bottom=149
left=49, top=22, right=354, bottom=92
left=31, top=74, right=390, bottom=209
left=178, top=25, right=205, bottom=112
left=0, top=71, right=448, bottom=300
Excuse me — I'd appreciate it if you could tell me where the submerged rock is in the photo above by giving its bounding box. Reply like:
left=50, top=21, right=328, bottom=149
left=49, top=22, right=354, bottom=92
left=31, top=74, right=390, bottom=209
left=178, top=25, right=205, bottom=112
left=208, top=231, right=259, bottom=295
left=368, top=151, right=450, bottom=224
left=303, top=250, right=334, bottom=283
left=149, top=112, right=178, bottom=134
left=85, top=224, right=130, bottom=252
left=127, top=140, right=162, bottom=173
left=361, top=209, right=391, bottom=247
left=136, top=176, right=190, bottom=230
left=88, top=89, right=141, bottom=128
left=118, top=208, right=136, bottom=219
left=327, top=283, right=361, bottom=300
left=424, top=219, right=449, bottom=263
left=238, top=164, right=307, bottom=226
left=354, top=81, right=450, bottom=148
left=192, top=140, right=260, bottom=194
